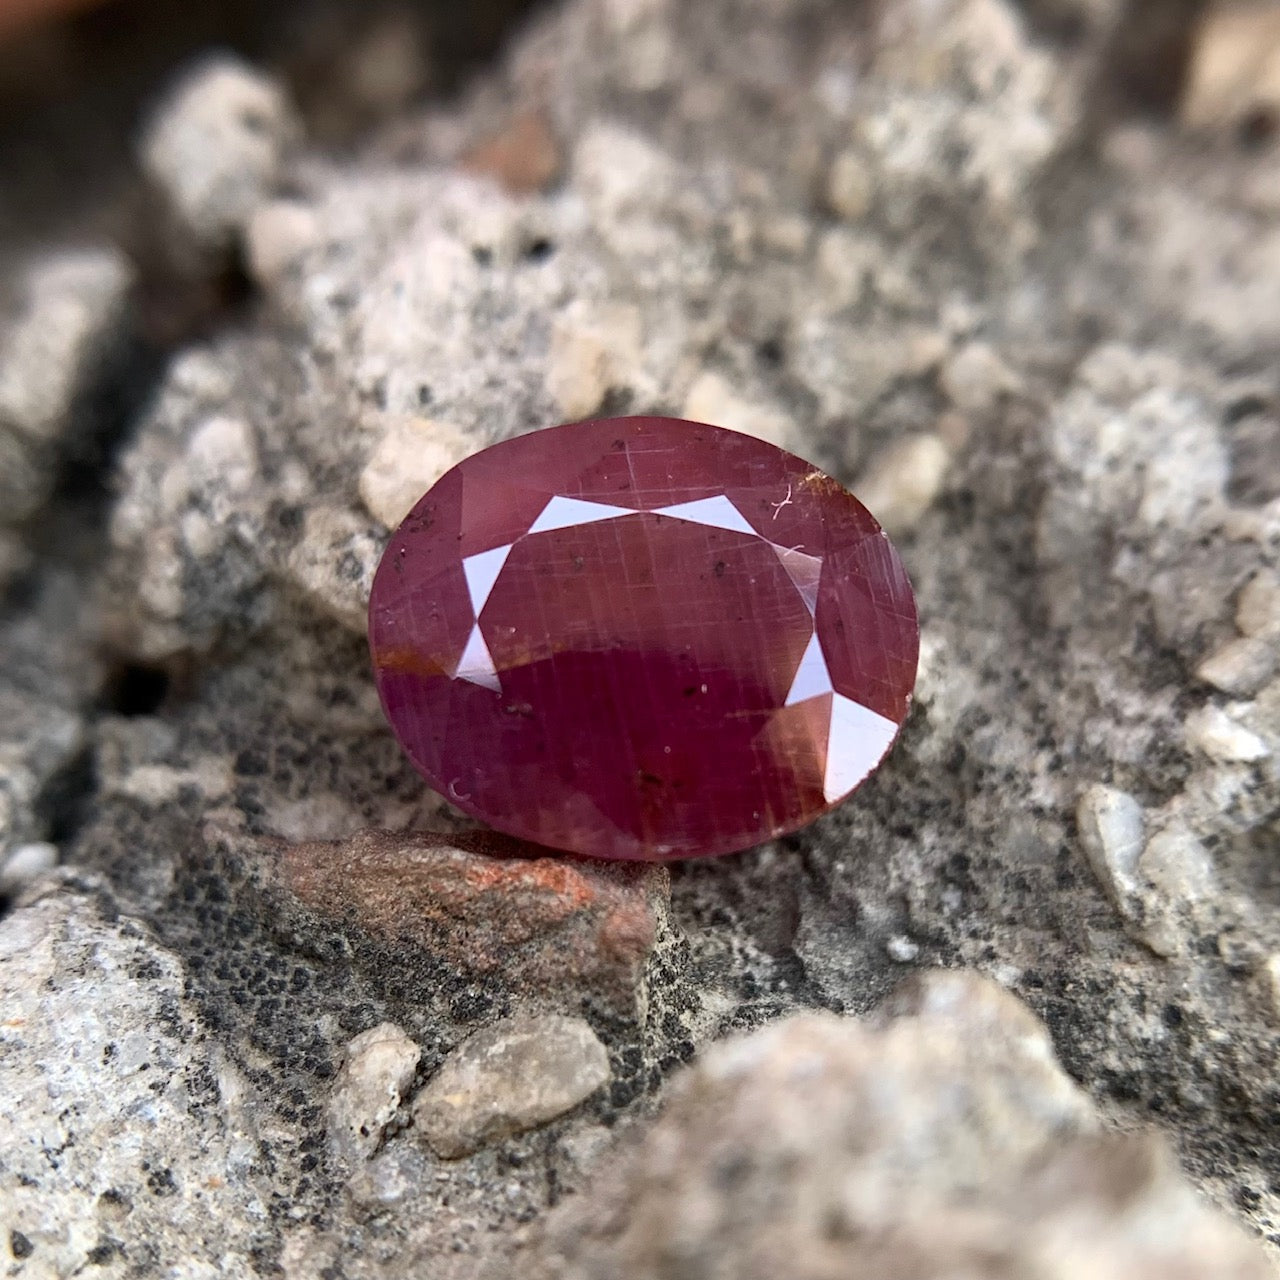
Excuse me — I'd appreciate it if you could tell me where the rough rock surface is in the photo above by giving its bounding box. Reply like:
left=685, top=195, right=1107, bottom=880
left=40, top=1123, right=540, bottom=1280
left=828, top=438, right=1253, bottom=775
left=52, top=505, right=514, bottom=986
left=2, top=0, right=1280, bottom=1274
left=0, top=886, right=275, bottom=1276
left=529, top=971, right=1271, bottom=1280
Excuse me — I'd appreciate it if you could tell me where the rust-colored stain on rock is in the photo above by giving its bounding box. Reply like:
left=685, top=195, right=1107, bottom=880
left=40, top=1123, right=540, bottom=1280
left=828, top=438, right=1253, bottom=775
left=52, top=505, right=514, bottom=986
left=461, top=111, right=563, bottom=195
left=274, top=826, right=668, bottom=1009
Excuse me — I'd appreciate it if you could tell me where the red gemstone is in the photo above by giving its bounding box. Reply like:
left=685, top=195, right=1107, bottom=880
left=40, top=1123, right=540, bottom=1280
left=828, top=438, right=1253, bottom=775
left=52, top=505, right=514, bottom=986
left=368, top=417, right=918, bottom=861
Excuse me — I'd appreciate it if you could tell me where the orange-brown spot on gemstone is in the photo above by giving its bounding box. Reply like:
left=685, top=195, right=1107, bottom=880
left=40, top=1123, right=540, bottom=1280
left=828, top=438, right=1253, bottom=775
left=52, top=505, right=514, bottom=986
left=373, top=646, right=450, bottom=680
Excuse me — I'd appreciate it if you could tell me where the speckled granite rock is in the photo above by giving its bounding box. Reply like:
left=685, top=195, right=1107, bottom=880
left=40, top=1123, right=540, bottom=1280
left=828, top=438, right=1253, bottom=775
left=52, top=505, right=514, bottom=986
left=0, top=885, right=276, bottom=1276
left=2, top=0, right=1280, bottom=1273
left=527, top=972, right=1272, bottom=1280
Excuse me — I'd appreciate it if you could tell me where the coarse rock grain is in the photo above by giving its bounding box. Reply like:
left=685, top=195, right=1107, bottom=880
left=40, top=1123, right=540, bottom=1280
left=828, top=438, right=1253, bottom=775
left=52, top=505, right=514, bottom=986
left=285, top=504, right=383, bottom=633
left=940, top=340, right=1019, bottom=416
left=824, top=148, right=873, bottom=221
left=139, top=54, right=299, bottom=249
left=1196, top=634, right=1277, bottom=697
left=0, top=248, right=134, bottom=449
left=1237, top=570, right=1280, bottom=638
left=1076, top=783, right=1145, bottom=907
left=245, top=199, right=322, bottom=289
left=0, top=840, right=57, bottom=896
left=854, top=434, right=950, bottom=536
left=1184, top=703, right=1271, bottom=763
left=359, top=415, right=474, bottom=529
left=0, top=247, right=134, bottom=526
left=545, top=300, right=645, bottom=421
left=0, top=571, right=99, bottom=861
left=681, top=370, right=799, bottom=452
left=413, top=1014, right=611, bottom=1159
left=1076, top=782, right=1231, bottom=959
left=1181, top=3, right=1280, bottom=132
left=328, top=1022, right=422, bottom=1163
left=528, top=971, right=1271, bottom=1280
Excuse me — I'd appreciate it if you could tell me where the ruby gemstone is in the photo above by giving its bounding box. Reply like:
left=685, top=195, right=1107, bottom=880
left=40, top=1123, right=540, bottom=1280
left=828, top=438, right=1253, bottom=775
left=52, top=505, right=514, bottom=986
left=368, top=416, right=919, bottom=861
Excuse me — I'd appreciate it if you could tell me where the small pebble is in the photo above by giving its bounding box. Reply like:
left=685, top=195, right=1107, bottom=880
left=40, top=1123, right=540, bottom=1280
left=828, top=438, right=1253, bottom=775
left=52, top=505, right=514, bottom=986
left=0, top=248, right=134, bottom=447
left=328, top=1022, right=421, bottom=1163
left=826, top=149, right=873, bottom=221
left=1195, top=635, right=1276, bottom=697
left=359, top=416, right=473, bottom=529
left=1076, top=784, right=1144, bottom=906
left=886, top=935, right=920, bottom=963
left=1184, top=704, right=1270, bottom=763
left=545, top=303, right=643, bottom=421
left=1181, top=4, right=1280, bottom=131
left=287, top=505, right=382, bottom=633
left=682, top=371, right=797, bottom=452
left=940, top=342, right=1017, bottom=417
left=1140, top=827, right=1216, bottom=903
left=0, top=842, right=58, bottom=896
left=245, top=201, right=321, bottom=288
left=1237, top=572, right=1280, bottom=639
left=1262, top=954, right=1280, bottom=1023
left=412, top=1014, right=610, bottom=1159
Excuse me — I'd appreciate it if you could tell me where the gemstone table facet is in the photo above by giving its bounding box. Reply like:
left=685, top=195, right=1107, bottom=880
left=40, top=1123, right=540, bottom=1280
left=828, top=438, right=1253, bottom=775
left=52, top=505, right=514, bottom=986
left=368, top=416, right=919, bottom=861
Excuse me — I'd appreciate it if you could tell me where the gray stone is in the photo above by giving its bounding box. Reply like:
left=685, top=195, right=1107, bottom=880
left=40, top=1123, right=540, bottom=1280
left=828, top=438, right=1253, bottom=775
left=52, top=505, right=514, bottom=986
left=0, top=247, right=133, bottom=526
left=530, top=973, right=1271, bottom=1280
left=328, top=1022, right=421, bottom=1163
left=285, top=504, right=383, bottom=633
left=139, top=54, right=298, bottom=249
left=0, top=572, right=98, bottom=860
left=1077, top=784, right=1145, bottom=906
left=1184, top=703, right=1271, bottom=763
left=413, top=1015, right=611, bottom=1159
left=0, top=248, right=132, bottom=448
left=1237, top=571, right=1280, bottom=639
left=0, top=841, right=57, bottom=896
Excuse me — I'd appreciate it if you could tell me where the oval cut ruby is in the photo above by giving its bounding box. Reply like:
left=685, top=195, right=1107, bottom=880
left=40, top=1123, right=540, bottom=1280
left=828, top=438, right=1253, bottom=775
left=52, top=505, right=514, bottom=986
left=368, top=416, right=919, bottom=861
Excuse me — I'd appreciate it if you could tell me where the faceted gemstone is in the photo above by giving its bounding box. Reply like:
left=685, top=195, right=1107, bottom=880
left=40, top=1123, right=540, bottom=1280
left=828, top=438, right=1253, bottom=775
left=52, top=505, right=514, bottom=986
left=368, top=416, right=919, bottom=861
